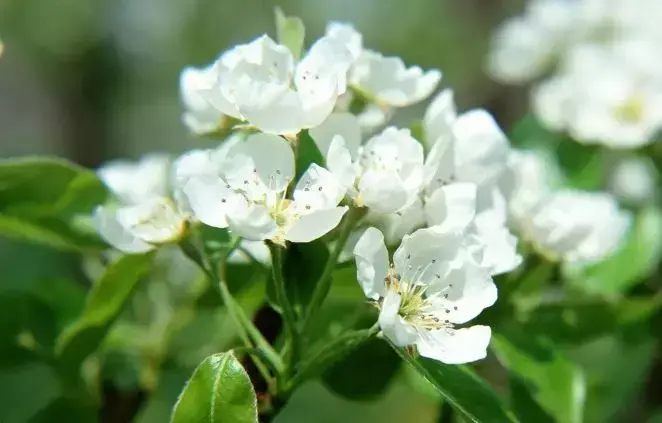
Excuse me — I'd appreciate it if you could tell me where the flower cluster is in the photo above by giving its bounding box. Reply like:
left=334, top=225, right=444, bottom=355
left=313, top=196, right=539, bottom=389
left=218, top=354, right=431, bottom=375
left=92, top=17, right=636, bottom=368
left=488, top=0, right=662, bottom=147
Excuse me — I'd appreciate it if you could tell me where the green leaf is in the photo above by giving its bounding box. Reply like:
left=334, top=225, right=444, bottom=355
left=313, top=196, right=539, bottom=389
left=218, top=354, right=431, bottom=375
left=0, top=157, right=108, bottom=251
left=569, top=330, right=656, bottom=423
left=569, top=207, right=662, bottom=295
left=294, top=131, right=324, bottom=181
left=274, top=7, right=305, bottom=61
left=268, top=239, right=328, bottom=316
left=492, top=330, right=585, bottom=423
left=0, top=362, right=60, bottom=422
left=520, top=296, right=661, bottom=345
left=170, top=352, right=258, bottom=423
left=322, top=337, right=401, bottom=401
left=399, top=353, right=518, bottom=423
left=0, top=156, right=107, bottom=218
left=56, top=253, right=153, bottom=369
left=0, top=213, right=104, bottom=251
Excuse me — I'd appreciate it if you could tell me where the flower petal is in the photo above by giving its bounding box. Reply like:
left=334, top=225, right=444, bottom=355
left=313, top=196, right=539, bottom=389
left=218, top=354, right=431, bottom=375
left=423, top=89, right=457, bottom=148
left=226, top=200, right=278, bottom=241
left=285, top=206, right=348, bottom=243
left=416, top=325, right=491, bottom=364
left=350, top=50, right=441, bottom=107
left=427, top=264, right=497, bottom=325
left=184, top=176, right=242, bottom=228
left=393, top=226, right=464, bottom=285
left=293, top=163, right=346, bottom=211
left=425, top=182, right=477, bottom=231
left=226, top=132, right=295, bottom=196
left=327, top=135, right=360, bottom=189
left=352, top=227, right=389, bottom=299
left=453, top=109, right=509, bottom=185
left=358, top=169, right=408, bottom=214
left=309, top=113, right=362, bottom=158
left=94, top=206, right=154, bottom=254
left=379, top=290, right=418, bottom=347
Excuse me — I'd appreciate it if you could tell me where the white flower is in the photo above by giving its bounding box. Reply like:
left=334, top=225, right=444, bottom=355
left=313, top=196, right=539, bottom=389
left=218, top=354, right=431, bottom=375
left=487, top=0, right=578, bottom=83
left=609, top=156, right=658, bottom=205
left=171, top=134, right=243, bottom=214
left=499, top=149, right=560, bottom=229
left=422, top=104, right=511, bottom=234
left=202, top=34, right=353, bottom=135
left=98, top=154, right=170, bottom=205
left=526, top=189, right=631, bottom=264
left=353, top=227, right=495, bottom=364
left=365, top=197, right=426, bottom=246
left=183, top=133, right=348, bottom=244
left=349, top=50, right=441, bottom=107
left=310, top=114, right=425, bottom=214
left=533, top=46, right=662, bottom=148
left=325, top=22, right=363, bottom=61
left=424, top=104, right=510, bottom=189
left=180, top=65, right=224, bottom=134
left=94, top=198, right=187, bottom=254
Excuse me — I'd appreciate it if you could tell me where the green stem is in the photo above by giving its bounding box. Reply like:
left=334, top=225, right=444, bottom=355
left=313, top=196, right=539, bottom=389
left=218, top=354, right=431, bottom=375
left=268, top=243, right=300, bottom=373
left=180, top=233, right=282, bottom=389
left=303, top=207, right=364, bottom=330
left=284, top=323, right=379, bottom=395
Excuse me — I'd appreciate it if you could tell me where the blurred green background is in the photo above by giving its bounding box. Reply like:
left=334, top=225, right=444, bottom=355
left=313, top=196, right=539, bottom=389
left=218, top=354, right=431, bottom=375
left=4, top=1, right=662, bottom=423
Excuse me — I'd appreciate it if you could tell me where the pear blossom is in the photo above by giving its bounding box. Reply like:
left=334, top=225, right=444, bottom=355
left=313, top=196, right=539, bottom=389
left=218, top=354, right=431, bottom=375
left=323, top=22, right=442, bottom=108
left=98, top=154, right=170, bottom=205
left=325, top=22, right=363, bottom=61
left=422, top=94, right=511, bottom=232
left=349, top=50, right=441, bottom=108
left=353, top=227, right=495, bottom=364
left=526, top=190, right=631, bottom=264
left=180, top=64, right=226, bottom=135
left=94, top=198, right=187, bottom=254
left=199, top=34, right=353, bottom=136
left=532, top=47, right=662, bottom=148
left=184, top=133, right=348, bottom=244
left=499, top=149, right=560, bottom=230
left=487, top=0, right=578, bottom=83
left=608, top=156, right=658, bottom=205
left=310, top=113, right=424, bottom=214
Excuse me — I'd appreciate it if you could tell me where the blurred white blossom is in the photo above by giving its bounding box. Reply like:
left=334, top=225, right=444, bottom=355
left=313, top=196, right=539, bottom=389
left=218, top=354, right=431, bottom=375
left=489, top=0, right=662, bottom=147
left=99, top=154, right=170, bottom=205
left=94, top=198, right=187, bottom=253
left=609, top=156, right=659, bottom=205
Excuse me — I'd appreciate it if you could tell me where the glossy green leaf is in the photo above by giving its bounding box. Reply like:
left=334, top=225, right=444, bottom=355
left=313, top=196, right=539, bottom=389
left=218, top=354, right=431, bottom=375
left=0, top=157, right=108, bottom=251
left=275, top=7, right=305, bottom=61
left=0, top=156, right=107, bottom=218
left=492, top=331, right=585, bottom=423
left=570, top=207, right=662, bottom=295
left=170, top=352, right=258, bottom=423
left=400, top=352, right=518, bottom=423
left=56, top=253, right=153, bottom=369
